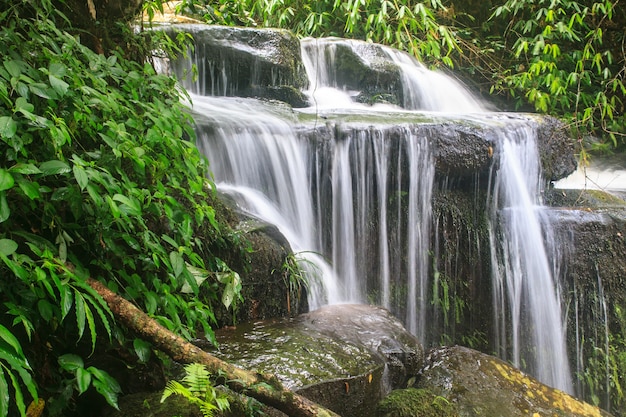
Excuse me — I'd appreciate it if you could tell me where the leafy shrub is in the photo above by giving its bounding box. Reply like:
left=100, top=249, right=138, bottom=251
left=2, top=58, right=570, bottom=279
left=0, top=1, right=242, bottom=415
left=186, top=0, right=459, bottom=66
left=487, top=0, right=625, bottom=154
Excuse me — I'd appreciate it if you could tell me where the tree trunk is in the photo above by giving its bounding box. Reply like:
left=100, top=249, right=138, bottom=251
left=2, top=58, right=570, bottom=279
left=87, top=279, right=341, bottom=417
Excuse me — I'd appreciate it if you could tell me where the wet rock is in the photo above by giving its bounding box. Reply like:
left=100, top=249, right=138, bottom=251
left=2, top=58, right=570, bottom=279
left=210, top=304, right=424, bottom=417
left=536, top=116, right=578, bottom=181
left=215, top=214, right=308, bottom=327
left=416, top=345, right=613, bottom=417
left=297, top=113, right=575, bottom=182
left=166, top=24, right=308, bottom=106
left=301, top=38, right=403, bottom=106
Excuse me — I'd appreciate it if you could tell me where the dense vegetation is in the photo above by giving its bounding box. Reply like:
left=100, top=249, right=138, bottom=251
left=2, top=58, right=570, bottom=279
left=0, top=1, right=244, bottom=415
left=191, top=0, right=625, bottom=156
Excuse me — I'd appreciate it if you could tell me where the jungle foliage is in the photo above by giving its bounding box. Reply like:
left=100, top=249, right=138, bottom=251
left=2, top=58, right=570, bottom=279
left=0, top=1, right=243, bottom=415
left=187, top=0, right=625, bottom=154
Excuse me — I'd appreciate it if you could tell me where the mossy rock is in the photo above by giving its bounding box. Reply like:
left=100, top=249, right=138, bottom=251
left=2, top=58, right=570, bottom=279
left=545, top=188, right=626, bottom=209
left=377, top=388, right=459, bottom=417
left=103, top=389, right=287, bottom=417
left=166, top=24, right=308, bottom=106
left=208, top=304, right=423, bottom=417
left=417, top=346, right=613, bottom=417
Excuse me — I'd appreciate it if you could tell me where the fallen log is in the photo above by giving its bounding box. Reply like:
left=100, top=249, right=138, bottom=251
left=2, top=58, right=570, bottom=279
left=87, top=278, right=340, bottom=417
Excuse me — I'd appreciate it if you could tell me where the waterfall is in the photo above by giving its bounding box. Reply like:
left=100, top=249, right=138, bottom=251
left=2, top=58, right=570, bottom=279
left=168, top=30, right=574, bottom=393
left=300, top=37, right=484, bottom=113
left=488, top=122, right=573, bottom=393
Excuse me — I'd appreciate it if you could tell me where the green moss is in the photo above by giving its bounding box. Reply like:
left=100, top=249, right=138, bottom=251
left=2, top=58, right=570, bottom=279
left=377, top=388, right=459, bottom=417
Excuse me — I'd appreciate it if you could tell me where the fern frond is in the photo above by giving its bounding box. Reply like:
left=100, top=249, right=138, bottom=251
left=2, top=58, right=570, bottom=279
left=161, top=380, right=193, bottom=403
left=181, top=363, right=210, bottom=395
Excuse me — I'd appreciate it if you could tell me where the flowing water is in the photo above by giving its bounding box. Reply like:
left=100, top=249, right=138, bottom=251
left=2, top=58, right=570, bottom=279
left=171, top=34, right=573, bottom=393
left=488, top=124, right=572, bottom=393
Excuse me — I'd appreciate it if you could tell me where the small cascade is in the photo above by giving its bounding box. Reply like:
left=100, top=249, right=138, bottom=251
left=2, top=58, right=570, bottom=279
left=308, top=128, right=434, bottom=338
left=190, top=96, right=341, bottom=308
left=488, top=123, right=572, bottom=393
left=300, top=37, right=485, bottom=113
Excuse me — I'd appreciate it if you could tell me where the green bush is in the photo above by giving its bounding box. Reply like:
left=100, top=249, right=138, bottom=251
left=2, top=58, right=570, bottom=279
left=0, top=1, right=242, bottom=415
left=487, top=0, right=625, bottom=154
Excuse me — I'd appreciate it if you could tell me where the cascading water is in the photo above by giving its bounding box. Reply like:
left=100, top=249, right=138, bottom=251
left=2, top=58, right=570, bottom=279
left=487, top=122, right=573, bottom=393
left=168, top=31, right=574, bottom=393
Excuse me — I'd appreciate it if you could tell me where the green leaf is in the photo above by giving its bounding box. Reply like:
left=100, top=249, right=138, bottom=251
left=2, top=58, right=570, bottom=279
left=37, top=299, right=54, bottom=322
left=112, top=194, right=142, bottom=217
left=0, top=239, right=18, bottom=256
left=218, top=271, right=242, bottom=310
left=76, top=367, right=91, bottom=395
left=16, top=177, right=41, bottom=200
left=133, top=338, right=152, bottom=364
left=49, top=62, right=67, bottom=78
left=49, top=74, right=69, bottom=97
left=0, top=169, right=14, bottom=192
left=84, top=301, right=97, bottom=353
left=6, top=369, right=26, bottom=417
left=0, top=324, right=25, bottom=357
left=29, top=82, right=54, bottom=99
left=9, top=163, right=41, bottom=174
left=0, top=192, right=9, bottom=223
left=59, top=283, right=74, bottom=321
left=0, top=116, right=17, bottom=140
left=58, top=354, right=84, bottom=372
left=3, top=60, right=22, bottom=78
left=73, top=165, right=89, bottom=190
left=14, top=97, right=34, bottom=113
left=39, top=160, right=71, bottom=176
left=182, top=264, right=210, bottom=294
left=0, top=368, right=9, bottom=417
left=75, top=291, right=86, bottom=340
left=89, top=367, right=121, bottom=409
left=169, top=251, right=184, bottom=278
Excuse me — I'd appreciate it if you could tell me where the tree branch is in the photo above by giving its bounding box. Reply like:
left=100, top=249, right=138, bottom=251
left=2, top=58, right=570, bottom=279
left=86, top=278, right=340, bottom=417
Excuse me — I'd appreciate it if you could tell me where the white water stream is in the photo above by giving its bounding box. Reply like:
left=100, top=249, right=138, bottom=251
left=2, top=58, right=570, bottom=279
left=177, top=35, right=573, bottom=393
left=488, top=124, right=572, bottom=393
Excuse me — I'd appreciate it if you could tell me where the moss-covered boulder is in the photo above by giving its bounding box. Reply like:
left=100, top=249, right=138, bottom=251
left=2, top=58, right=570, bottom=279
left=209, top=304, right=424, bottom=417
left=417, top=345, right=613, bottom=417
left=377, top=388, right=459, bottom=417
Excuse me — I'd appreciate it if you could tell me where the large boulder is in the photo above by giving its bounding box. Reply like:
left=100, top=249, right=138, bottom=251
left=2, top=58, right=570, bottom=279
left=165, top=24, right=309, bottom=106
left=209, top=304, right=424, bottom=417
left=412, top=345, right=613, bottom=417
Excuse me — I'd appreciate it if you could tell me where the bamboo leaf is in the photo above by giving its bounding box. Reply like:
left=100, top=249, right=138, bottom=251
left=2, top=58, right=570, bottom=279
left=0, top=367, right=8, bottom=417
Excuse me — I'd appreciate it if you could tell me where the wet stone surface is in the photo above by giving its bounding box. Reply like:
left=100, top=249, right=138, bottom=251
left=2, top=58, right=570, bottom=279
left=208, top=304, right=424, bottom=417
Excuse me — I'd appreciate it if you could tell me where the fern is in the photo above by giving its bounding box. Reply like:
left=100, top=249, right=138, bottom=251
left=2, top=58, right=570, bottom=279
left=161, top=364, right=229, bottom=417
